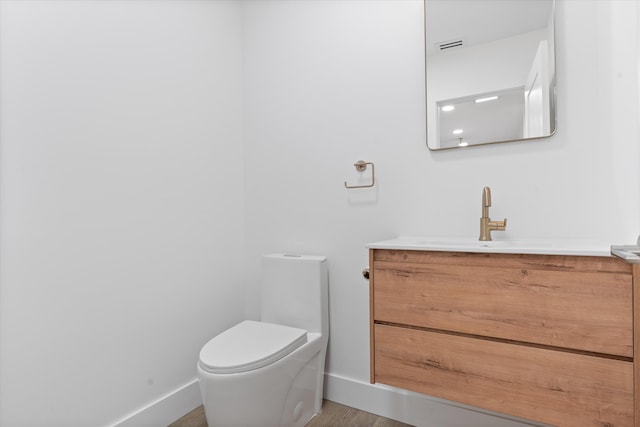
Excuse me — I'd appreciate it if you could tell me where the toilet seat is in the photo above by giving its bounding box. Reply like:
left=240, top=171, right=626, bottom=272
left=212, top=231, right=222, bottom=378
left=198, top=320, right=308, bottom=374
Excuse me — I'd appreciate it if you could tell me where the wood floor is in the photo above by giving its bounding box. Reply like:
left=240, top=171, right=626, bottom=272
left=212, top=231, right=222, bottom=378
left=168, top=400, right=413, bottom=427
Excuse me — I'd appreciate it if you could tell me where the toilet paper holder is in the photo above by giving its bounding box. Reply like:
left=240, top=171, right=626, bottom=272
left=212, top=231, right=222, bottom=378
left=344, top=160, right=375, bottom=189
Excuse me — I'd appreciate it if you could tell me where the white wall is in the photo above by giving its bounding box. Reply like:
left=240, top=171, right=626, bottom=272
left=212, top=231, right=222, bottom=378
left=243, top=0, right=639, bottom=425
left=0, top=1, right=246, bottom=426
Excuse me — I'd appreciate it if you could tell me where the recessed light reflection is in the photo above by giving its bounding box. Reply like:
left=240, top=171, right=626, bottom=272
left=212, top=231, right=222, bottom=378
left=475, top=96, right=499, bottom=103
left=453, top=129, right=463, bottom=135
left=441, top=105, right=455, bottom=112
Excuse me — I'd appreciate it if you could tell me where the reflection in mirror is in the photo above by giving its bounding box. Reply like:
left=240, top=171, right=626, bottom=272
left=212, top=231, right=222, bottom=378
left=425, top=0, right=556, bottom=150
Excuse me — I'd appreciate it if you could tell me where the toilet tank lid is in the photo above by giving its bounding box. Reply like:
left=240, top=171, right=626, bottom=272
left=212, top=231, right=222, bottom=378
left=264, top=253, right=327, bottom=262
left=198, top=320, right=307, bottom=374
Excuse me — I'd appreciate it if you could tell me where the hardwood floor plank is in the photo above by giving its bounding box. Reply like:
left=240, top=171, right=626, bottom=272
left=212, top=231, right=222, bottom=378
left=167, top=405, right=207, bottom=427
left=168, top=400, right=413, bottom=427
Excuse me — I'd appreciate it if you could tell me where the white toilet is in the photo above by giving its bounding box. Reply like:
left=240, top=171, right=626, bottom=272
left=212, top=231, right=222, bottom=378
left=197, top=254, right=329, bottom=427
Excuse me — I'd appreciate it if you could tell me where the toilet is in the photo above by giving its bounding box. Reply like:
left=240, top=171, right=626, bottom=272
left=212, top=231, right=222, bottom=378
left=197, top=254, right=329, bottom=427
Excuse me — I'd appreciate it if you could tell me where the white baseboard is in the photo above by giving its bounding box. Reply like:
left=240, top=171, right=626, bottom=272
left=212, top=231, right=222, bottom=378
left=107, top=372, right=549, bottom=427
left=109, top=379, right=202, bottom=427
left=323, top=373, right=548, bottom=427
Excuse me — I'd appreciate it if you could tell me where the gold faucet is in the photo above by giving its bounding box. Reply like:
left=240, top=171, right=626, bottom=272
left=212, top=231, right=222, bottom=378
left=479, top=186, right=507, bottom=241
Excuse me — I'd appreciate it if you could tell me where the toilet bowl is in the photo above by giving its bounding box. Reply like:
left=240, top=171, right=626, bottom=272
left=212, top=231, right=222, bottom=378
left=197, top=254, right=329, bottom=427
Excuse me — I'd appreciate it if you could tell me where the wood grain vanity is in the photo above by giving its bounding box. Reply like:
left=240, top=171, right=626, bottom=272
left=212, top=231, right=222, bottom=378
left=368, top=241, right=640, bottom=427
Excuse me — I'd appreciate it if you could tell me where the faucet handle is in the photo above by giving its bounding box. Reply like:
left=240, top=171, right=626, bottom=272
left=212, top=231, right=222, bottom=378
left=489, top=218, right=507, bottom=230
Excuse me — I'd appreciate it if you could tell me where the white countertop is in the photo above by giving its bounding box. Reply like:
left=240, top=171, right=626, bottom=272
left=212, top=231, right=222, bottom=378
left=367, top=236, right=614, bottom=257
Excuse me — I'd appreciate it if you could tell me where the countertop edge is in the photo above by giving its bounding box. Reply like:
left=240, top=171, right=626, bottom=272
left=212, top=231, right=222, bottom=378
left=366, top=237, right=615, bottom=257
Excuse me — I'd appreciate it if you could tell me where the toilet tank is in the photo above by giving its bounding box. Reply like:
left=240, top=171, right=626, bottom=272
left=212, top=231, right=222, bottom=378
left=260, top=254, right=328, bottom=335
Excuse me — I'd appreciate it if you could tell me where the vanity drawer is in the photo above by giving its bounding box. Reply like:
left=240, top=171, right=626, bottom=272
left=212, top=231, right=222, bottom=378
left=372, top=252, right=633, bottom=357
left=374, top=324, right=634, bottom=427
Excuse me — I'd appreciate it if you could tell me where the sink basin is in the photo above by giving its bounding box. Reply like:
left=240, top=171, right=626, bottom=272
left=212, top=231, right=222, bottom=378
left=415, top=239, right=508, bottom=249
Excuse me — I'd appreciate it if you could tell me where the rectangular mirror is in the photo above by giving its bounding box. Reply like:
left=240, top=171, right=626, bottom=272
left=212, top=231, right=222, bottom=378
left=425, top=0, right=556, bottom=150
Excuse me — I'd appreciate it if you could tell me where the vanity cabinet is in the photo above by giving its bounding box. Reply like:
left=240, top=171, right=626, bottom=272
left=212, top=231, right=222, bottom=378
left=369, top=249, right=637, bottom=427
